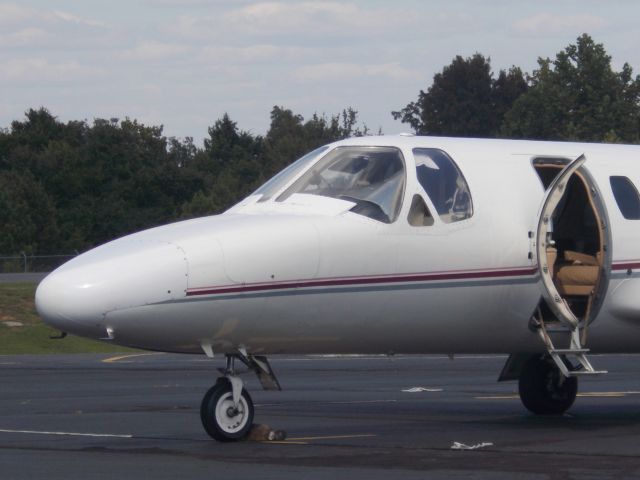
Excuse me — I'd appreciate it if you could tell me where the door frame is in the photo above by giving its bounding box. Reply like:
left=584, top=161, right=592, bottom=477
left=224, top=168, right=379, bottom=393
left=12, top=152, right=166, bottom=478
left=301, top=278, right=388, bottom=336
left=535, top=154, right=612, bottom=329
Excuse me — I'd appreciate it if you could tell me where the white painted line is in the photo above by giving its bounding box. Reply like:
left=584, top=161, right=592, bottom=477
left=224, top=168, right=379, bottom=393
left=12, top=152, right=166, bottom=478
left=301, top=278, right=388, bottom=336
left=0, top=429, right=132, bottom=438
left=326, top=399, right=397, bottom=405
left=451, top=441, right=493, bottom=450
left=402, top=387, right=443, bottom=393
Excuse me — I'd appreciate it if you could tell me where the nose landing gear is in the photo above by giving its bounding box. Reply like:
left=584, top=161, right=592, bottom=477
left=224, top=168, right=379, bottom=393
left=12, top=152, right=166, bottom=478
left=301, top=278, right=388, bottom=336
left=200, top=350, right=281, bottom=441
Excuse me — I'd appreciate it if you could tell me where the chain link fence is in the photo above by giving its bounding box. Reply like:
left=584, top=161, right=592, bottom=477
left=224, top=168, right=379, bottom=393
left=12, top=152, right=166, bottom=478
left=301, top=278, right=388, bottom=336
left=0, top=254, right=78, bottom=273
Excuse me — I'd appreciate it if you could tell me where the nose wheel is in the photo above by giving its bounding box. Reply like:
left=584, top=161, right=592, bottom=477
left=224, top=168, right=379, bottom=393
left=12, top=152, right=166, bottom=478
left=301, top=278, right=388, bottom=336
left=200, top=377, right=254, bottom=441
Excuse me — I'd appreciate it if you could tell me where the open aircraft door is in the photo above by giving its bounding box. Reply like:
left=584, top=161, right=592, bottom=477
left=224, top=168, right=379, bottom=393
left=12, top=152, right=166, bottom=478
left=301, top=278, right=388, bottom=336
left=533, top=154, right=612, bottom=376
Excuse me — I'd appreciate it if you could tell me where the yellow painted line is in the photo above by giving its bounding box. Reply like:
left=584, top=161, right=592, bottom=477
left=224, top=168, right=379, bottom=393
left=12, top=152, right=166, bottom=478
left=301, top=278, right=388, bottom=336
left=102, top=352, right=165, bottom=363
left=475, top=395, right=520, bottom=400
left=259, top=441, right=309, bottom=445
left=476, top=391, right=640, bottom=400
left=287, top=434, right=376, bottom=441
left=578, top=392, right=625, bottom=398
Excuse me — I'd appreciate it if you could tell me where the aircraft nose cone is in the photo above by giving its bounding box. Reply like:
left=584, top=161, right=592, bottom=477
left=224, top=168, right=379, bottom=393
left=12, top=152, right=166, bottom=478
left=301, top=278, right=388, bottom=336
left=35, top=239, right=188, bottom=339
left=36, top=270, right=99, bottom=336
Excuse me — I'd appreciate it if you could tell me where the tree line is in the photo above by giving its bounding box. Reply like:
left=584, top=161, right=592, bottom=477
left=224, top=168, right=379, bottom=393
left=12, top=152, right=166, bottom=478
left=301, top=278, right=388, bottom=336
left=0, top=107, right=366, bottom=256
left=393, top=34, right=640, bottom=142
left=1, top=34, right=639, bottom=256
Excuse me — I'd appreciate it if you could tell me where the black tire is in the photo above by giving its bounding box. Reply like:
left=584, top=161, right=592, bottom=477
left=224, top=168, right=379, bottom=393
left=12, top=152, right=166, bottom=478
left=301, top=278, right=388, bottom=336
left=200, top=378, right=254, bottom=441
left=518, top=355, right=578, bottom=415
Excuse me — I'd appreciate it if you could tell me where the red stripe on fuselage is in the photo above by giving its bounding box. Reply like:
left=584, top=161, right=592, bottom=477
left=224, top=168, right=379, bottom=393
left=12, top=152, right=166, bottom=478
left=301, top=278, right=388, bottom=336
left=612, top=261, right=640, bottom=271
left=185, top=266, right=539, bottom=297
left=185, top=260, right=640, bottom=297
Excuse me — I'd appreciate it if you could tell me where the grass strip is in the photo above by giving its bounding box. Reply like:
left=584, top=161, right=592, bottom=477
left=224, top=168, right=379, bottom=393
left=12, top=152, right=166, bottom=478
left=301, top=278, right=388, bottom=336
left=0, top=282, right=138, bottom=355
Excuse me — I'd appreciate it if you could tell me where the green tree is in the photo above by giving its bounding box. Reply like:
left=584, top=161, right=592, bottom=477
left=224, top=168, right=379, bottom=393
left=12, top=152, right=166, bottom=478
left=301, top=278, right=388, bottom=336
left=8, top=108, right=71, bottom=150
left=0, top=171, right=59, bottom=255
left=180, top=113, right=265, bottom=218
left=1, top=109, right=204, bottom=251
left=263, top=106, right=366, bottom=178
left=393, top=54, right=527, bottom=137
left=180, top=107, right=367, bottom=218
left=1, top=106, right=369, bottom=253
left=81, top=118, right=189, bottom=244
left=1, top=109, right=89, bottom=251
left=501, top=34, right=640, bottom=142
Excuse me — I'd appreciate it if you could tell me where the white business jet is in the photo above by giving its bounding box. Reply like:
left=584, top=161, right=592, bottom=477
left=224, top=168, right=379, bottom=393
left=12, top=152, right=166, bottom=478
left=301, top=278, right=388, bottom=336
left=35, top=135, right=640, bottom=441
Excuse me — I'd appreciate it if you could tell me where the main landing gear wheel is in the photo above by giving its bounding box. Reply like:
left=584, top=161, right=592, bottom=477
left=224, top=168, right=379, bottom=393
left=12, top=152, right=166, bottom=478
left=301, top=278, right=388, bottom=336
left=518, top=354, right=578, bottom=415
left=201, top=378, right=254, bottom=441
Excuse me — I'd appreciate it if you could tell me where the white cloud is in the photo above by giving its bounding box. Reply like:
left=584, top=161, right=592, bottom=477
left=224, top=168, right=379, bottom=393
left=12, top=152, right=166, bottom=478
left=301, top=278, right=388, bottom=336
left=120, top=41, right=191, bottom=61
left=224, top=2, right=358, bottom=31
left=139, top=83, right=163, bottom=95
left=295, top=62, right=415, bottom=82
left=143, top=0, right=247, bottom=6
left=0, top=58, right=105, bottom=84
left=167, top=2, right=423, bottom=41
left=0, top=3, right=35, bottom=25
left=2, top=0, right=639, bottom=143
left=0, top=3, right=108, bottom=50
left=512, top=13, right=608, bottom=35
left=0, top=3, right=104, bottom=28
left=52, top=10, right=106, bottom=28
left=199, top=44, right=315, bottom=64
left=0, top=27, right=46, bottom=47
left=165, top=14, right=205, bottom=39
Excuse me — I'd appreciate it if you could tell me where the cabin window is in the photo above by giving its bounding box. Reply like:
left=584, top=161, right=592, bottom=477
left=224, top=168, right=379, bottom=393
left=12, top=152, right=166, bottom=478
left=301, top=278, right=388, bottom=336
left=254, top=146, right=329, bottom=202
left=277, top=146, right=406, bottom=223
left=412, top=148, right=472, bottom=223
left=407, top=194, right=434, bottom=226
left=610, top=176, right=640, bottom=220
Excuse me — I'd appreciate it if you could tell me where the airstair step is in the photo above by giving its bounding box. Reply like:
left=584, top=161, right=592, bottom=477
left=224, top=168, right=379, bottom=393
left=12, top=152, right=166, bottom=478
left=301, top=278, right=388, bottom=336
left=568, top=370, right=608, bottom=376
left=550, top=348, right=590, bottom=354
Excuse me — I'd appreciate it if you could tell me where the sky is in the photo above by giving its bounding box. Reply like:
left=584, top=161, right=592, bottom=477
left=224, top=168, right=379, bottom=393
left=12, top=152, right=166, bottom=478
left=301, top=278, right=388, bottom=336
left=1, top=0, right=640, bottom=144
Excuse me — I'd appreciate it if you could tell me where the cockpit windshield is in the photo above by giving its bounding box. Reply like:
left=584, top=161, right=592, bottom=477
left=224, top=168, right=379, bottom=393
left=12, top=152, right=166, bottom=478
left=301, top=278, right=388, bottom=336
left=277, top=146, right=406, bottom=223
left=253, top=146, right=329, bottom=202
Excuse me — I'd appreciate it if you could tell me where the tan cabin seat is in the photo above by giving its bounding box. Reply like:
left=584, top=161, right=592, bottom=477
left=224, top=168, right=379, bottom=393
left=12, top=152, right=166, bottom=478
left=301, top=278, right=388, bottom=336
left=554, top=250, right=600, bottom=296
left=546, top=246, right=557, bottom=277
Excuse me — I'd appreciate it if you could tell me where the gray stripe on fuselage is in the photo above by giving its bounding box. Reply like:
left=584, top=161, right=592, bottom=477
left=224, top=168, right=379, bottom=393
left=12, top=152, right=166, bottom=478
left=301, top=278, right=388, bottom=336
left=611, top=271, right=640, bottom=280
left=162, top=276, right=540, bottom=305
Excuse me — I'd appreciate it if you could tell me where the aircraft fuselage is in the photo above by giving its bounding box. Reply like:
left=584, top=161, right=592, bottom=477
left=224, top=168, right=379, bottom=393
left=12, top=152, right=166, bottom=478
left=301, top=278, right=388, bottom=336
left=36, top=136, right=640, bottom=357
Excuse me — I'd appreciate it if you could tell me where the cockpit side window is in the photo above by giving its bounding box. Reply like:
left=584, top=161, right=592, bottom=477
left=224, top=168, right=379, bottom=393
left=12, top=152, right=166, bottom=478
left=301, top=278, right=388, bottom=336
left=277, top=146, right=406, bottom=223
left=412, top=148, right=473, bottom=223
left=407, top=194, right=434, bottom=226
